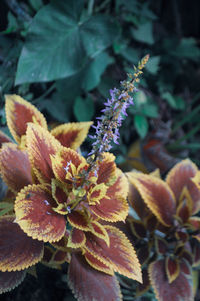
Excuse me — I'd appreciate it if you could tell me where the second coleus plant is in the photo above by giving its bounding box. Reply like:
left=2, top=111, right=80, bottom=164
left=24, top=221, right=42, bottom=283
left=0, top=56, right=149, bottom=299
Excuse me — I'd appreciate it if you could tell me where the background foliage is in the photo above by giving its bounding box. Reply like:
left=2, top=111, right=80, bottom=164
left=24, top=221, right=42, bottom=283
left=0, top=0, right=200, bottom=299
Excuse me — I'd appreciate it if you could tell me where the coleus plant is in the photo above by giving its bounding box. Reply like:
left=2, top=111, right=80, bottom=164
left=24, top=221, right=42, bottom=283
left=125, top=159, right=200, bottom=301
left=0, top=56, right=149, bottom=299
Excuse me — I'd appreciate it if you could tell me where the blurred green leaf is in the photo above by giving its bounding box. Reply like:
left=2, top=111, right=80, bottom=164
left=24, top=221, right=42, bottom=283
left=73, top=96, right=94, bottom=121
left=134, top=114, right=148, bottom=138
left=162, top=92, right=185, bottom=110
left=29, top=0, right=43, bottom=11
left=141, top=103, right=158, bottom=118
left=131, top=21, right=154, bottom=45
left=15, top=1, right=119, bottom=85
left=172, top=38, right=200, bottom=60
left=162, top=92, right=177, bottom=109
left=120, top=47, right=139, bottom=64
left=133, top=91, right=147, bottom=108
left=173, top=96, right=185, bottom=110
left=146, top=56, right=160, bottom=74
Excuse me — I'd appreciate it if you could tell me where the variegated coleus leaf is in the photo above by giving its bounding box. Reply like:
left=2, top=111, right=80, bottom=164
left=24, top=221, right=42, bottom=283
left=15, top=184, right=66, bottom=242
left=68, top=252, right=122, bottom=301
left=127, top=172, right=176, bottom=227
left=5, top=94, right=47, bottom=145
left=166, top=159, right=200, bottom=214
left=26, top=123, right=62, bottom=184
left=0, top=216, right=43, bottom=272
left=0, top=130, right=12, bottom=148
left=51, top=150, right=129, bottom=223
left=0, top=143, right=33, bottom=193
left=136, top=268, right=150, bottom=296
left=84, top=225, right=142, bottom=282
left=0, top=270, right=26, bottom=294
left=90, top=168, right=129, bottom=222
left=149, top=258, right=193, bottom=301
left=51, top=122, right=92, bottom=149
left=42, top=245, right=70, bottom=269
left=165, top=257, right=180, bottom=283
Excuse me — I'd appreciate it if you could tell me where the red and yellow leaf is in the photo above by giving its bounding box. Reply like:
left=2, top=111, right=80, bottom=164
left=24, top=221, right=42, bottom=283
left=128, top=219, right=147, bottom=239
left=51, top=147, right=87, bottom=183
left=165, top=257, right=180, bottom=283
left=176, top=187, right=192, bottom=223
left=127, top=172, right=176, bottom=226
left=85, top=225, right=142, bottom=282
left=5, top=94, right=47, bottom=144
left=193, top=240, right=200, bottom=267
left=51, top=122, right=92, bottom=149
left=188, top=216, right=200, bottom=230
left=0, top=130, right=12, bottom=148
left=149, top=259, right=193, bottom=301
left=0, top=143, right=33, bottom=192
left=68, top=252, right=122, bottom=301
left=52, top=249, right=70, bottom=264
left=0, top=270, right=26, bottom=294
left=192, top=171, right=200, bottom=190
left=137, top=246, right=150, bottom=266
left=127, top=176, right=150, bottom=219
left=91, top=170, right=129, bottom=222
left=15, top=184, right=66, bottom=242
left=90, top=221, right=110, bottom=246
left=42, top=246, right=69, bottom=268
left=166, top=159, right=200, bottom=214
left=136, top=268, right=150, bottom=296
left=67, top=211, right=90, bottom=231
left=51, top=231, right=69, bottom=251
left=96, top=153, right=117, bottom=185
left=51, top=178, right=68, bottom=205
left=26, top=123, right=62, bottom=184
left=67, top=228, right=86, bottom=249
left=84, top=251, right=114, bottom=276
left=0, top=216, right=43, bottom=272
left=155, top=237, right=168, bottom=255
left=88, top=183, right=108, bottom=206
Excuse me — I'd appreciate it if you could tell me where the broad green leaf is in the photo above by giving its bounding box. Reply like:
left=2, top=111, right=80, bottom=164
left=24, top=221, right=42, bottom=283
left=80, top=15, right=120, bottom=58
left=131, top=22, right=154, bottom=45
left=134, top=91, right=147, bottom=107
left=73, top=96, right=94, bottom=122
left=15, top=1, right=119, bottom=84
left=146, top=56, right=160, bottom=74
left=173, top=96, right=185, bottom=110
left=162, top=92, right=177, bottom=109
left=82, top=52, right=114, bottom=91
left=172, top=38, right=200, bottom=60
left=56, top=70, right=85, bottom=101
left=134, top=114, right=148, bottom=138
left=162, top=92, right=184, bottom=110
left=29, top=0, right=43, bottom=11
left=43, top=93, right=72, bottom=122
left=120, top=47, right=139, bottom=64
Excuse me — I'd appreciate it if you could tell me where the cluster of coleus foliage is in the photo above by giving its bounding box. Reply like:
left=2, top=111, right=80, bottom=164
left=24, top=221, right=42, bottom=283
left=0, top=54, right=149, bottom=301
left=0, top=94, right=143, bottom=299
left=123, top=161, right=200, bottom=300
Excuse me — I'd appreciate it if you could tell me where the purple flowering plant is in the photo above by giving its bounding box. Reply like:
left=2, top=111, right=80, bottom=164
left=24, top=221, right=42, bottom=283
left=0, top=55, right=149, bottom=300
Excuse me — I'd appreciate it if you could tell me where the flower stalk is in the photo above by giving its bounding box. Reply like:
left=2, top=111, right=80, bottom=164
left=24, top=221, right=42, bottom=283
left=86, top=54, right=149, bottom=173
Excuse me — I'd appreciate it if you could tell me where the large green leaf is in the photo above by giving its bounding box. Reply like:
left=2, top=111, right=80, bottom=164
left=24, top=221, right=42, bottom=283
left=15, top=1, right=119, bottom=85
left=82, top=52, right=114, bottom=91
left=131, top=21, right=154, bottom=45
left=73, top=96, right=94, bottom=122
left=134, top=114, right=148, bottom=138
